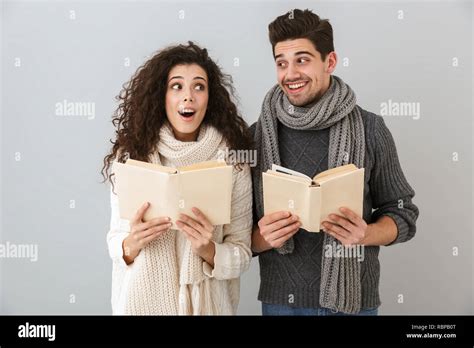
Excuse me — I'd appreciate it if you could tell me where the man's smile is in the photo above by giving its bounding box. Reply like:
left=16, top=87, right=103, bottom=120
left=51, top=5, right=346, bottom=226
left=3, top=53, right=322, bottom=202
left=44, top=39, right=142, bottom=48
left=284, top=80, right=309, bottom=95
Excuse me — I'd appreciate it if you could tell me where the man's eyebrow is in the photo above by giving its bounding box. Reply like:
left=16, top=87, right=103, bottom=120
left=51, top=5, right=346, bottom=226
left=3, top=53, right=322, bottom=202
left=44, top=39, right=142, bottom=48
left=295, top=51, right=316, bottom=57
left=274, top=51, right=315, bottom=60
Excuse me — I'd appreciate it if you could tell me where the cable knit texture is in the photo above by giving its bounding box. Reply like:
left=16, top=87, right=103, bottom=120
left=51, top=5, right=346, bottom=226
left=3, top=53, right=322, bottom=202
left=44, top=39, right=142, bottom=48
left=107, top=122, right=253, bottom=315
left=252, top=76, right=365, bottom=314
left=251, top=108, right=419, bottom=311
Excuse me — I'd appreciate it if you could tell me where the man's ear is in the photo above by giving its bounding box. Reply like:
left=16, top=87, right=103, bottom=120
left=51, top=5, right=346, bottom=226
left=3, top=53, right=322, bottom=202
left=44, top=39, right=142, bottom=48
left=325, top=51, right=338, bottom=74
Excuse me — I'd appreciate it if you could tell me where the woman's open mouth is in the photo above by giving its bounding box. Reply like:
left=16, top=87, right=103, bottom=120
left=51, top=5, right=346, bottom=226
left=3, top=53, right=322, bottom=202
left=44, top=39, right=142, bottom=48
left=285, top=81, right=308, bottom=95
left=178, top=108, right=196, bottom=122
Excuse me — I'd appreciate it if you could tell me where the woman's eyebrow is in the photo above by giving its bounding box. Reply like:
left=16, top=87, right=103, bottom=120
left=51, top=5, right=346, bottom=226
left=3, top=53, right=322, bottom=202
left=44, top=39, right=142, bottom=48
left=168, top=76, right=183, bottom=82
left=168, top=76, right=207, bottom=82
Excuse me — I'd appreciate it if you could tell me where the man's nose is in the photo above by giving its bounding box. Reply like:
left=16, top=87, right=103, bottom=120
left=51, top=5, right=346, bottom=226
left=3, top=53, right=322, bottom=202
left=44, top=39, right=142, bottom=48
left=286, top=63, right=301, bottom=81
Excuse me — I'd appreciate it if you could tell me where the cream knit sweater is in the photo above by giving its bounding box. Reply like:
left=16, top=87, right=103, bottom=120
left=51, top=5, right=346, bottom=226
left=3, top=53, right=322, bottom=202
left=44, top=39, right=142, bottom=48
left=106, top=124, right=253, bottom=315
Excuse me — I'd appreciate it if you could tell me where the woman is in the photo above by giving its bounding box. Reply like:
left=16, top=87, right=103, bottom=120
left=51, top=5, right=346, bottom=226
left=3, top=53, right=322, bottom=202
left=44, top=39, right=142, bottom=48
left=101, top=41, right=253, bottom=315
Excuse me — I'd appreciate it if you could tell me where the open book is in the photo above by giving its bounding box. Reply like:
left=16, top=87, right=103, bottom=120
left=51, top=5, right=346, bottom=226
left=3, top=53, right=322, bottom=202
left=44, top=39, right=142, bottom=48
left=113, top=158, right=233, bottom=228
left=263, top=164, right=365, bottom=232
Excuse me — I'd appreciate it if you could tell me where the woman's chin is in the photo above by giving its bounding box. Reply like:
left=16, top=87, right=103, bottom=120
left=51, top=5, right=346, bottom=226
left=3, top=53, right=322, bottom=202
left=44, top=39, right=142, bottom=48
left=169, top=122, right=201, bottom=141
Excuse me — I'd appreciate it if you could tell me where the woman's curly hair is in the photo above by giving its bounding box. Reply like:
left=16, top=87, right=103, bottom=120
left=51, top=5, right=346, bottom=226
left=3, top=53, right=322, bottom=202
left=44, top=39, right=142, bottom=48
left=101, top=41, right=253, bottom=186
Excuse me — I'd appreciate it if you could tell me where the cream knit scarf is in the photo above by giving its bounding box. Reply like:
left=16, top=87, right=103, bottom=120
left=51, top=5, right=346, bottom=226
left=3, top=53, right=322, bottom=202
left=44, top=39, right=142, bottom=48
left=253, top=75, right=365, bottom=314
left=124, top=122, right=226, bottom=315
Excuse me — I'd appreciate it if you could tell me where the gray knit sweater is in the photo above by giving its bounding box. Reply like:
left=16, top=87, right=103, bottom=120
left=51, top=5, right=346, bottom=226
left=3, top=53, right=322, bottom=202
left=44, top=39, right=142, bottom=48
left=250, top=107, right=419, bottom=310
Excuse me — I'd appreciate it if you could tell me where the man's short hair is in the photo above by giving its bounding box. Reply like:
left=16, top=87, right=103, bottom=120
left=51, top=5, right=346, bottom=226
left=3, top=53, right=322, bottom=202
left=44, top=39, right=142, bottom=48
left=268, top=9, right=334, bottom=61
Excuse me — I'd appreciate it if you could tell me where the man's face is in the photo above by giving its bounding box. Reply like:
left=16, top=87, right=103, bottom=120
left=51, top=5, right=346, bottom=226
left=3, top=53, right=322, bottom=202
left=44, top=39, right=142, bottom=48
left=274, top=38, right=337, bottom=107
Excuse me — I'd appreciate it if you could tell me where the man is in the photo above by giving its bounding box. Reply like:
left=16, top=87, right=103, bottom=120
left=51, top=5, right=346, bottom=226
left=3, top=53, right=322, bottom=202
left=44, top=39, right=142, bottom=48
left=250, top=9, right=419, bottom=315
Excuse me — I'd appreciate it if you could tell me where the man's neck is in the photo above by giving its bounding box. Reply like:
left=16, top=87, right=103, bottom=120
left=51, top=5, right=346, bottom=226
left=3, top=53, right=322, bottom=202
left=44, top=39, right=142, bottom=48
left=300, top=75, right=332, bottom=108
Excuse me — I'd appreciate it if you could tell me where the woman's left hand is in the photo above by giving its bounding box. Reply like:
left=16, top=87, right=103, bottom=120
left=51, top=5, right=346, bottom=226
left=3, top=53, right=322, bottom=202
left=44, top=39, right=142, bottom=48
left=176, top=207, right=216, bottom=266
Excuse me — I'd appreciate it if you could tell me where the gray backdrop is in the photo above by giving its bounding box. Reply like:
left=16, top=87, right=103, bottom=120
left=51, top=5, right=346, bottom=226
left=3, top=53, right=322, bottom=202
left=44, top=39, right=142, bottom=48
left=1, top=0, right=472, bottom=315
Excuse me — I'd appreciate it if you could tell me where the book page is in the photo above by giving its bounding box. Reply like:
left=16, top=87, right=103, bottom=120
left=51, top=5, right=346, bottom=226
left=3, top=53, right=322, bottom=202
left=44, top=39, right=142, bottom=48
left=267, top=170, right=313, bottom=185
left=318, top=168, right=365, bottom=228
left=263, top=172, right=310, bottom=223
left=113, top=161, right=178, bottom=222
left=177, top=165, right=233, bottom=225
left=126, top=159, right=177, bottom=174
left=271, top=164, right=313, bottom=181
left=313, top=164, right=358, bottom=184
left=178, top=159, right=227, bottom=172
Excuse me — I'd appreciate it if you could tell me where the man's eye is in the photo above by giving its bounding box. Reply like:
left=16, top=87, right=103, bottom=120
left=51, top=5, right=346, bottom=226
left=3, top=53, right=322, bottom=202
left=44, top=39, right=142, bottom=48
left=171, top=83, right=181, bottom=90
left=298, top=58, right=308, bottom=64
left=277, top=61, right=286, bottom=68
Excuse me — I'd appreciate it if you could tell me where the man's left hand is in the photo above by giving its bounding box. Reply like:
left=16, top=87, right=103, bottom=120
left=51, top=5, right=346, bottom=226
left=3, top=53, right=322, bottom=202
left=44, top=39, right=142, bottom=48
left=322, top=207, right=368, bottom=246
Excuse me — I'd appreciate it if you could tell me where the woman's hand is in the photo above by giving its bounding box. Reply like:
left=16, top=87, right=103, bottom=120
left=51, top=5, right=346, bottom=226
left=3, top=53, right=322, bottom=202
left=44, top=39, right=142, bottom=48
left=122, top=202, right=172, bottom=265
left=176, top=207, right=216, bottom=267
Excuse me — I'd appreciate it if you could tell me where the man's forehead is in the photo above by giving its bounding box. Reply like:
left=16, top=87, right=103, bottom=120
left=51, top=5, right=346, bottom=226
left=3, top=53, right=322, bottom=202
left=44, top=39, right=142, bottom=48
left=274, top=38, right=317, bottom=57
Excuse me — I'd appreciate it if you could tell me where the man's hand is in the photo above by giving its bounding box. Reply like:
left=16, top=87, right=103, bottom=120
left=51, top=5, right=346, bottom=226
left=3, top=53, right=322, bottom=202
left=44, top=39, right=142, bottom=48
left=252, top=211, right=300, bottom=253
left=321, top=207, right=368, bottom=246
left=323, top=207, right=400, bottom=247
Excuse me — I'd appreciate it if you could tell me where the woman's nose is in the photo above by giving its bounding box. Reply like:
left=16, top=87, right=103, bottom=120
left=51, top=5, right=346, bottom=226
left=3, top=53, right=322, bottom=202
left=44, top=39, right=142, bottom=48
left=183, top=87, right=194, bottom=102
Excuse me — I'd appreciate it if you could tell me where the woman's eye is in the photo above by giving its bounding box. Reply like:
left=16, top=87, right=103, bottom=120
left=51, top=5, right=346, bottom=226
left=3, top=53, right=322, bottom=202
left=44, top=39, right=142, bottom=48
left=171, top=83, right=181, bottom=90
left=194, top=84, right=205, bottom=91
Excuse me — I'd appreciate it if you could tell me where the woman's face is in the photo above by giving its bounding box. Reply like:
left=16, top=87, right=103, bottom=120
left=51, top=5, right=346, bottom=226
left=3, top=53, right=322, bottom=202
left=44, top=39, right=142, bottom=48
left=165, top=64, right=209, bottom=142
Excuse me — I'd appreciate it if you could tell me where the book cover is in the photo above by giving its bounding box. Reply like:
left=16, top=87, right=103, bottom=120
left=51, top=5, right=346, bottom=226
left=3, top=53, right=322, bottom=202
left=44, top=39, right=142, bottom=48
left=113, top=159, right=233, bottom=228
left=263, top=164, right=365, bottom=232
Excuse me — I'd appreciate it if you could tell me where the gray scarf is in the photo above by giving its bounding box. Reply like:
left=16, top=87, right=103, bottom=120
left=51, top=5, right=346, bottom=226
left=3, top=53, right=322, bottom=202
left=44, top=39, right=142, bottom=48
left=253, top=75, right=365, bottom=314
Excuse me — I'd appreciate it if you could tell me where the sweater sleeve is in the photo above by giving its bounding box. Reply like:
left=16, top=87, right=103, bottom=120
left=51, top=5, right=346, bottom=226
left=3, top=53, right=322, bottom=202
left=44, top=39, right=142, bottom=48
left=248, top=122, right=265, bottom=258
left=202, top=164, right=253, bottom=280
left=106, top=186, right=131, bottom=267
left=106, top=186, right=134, bottom=313
left=369, top=116, right=419, bottom=246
